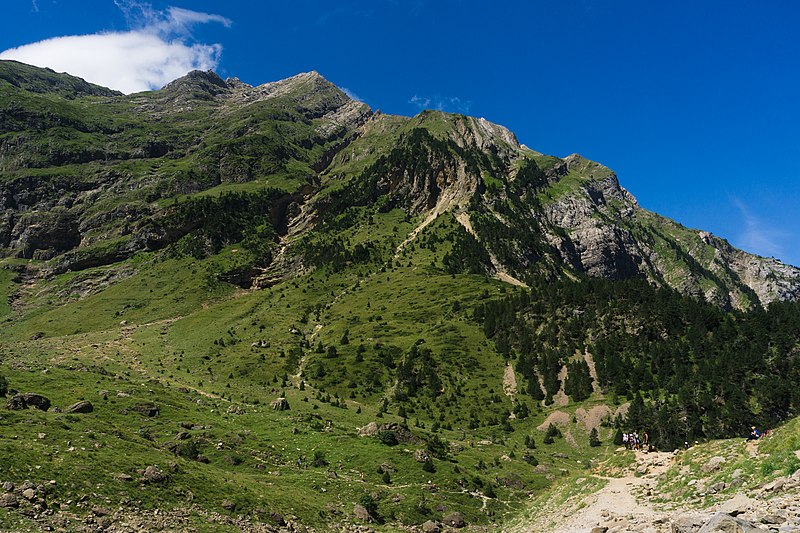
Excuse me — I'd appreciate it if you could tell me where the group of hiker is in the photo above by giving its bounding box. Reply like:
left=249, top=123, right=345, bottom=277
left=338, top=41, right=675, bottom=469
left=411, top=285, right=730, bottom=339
left=622, top=430, right=653, bottom=451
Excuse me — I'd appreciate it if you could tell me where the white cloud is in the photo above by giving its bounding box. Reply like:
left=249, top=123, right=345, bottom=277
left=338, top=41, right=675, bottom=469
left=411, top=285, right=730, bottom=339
left=733, top=198, right=786, bottom=259
left=0, top=2, right=231, bottom=94
left=341, top=87, right=364, bottom=102
left=409, top=94, right=472, bottom=114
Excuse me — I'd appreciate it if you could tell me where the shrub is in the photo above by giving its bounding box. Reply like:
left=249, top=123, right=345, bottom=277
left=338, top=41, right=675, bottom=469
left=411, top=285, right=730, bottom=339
left=0, top=374, right=7, bottom=397
left=589, top=428, right=601, bottom=447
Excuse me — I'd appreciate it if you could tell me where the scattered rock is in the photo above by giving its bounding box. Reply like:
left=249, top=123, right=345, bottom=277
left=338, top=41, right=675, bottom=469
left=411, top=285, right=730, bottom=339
left=0, top=493, right=19, bottom=508
left=443, top=511, right=465, bottom=528
left=590, top=528, right=609, bottom=533
left=222, top=499, right=236, bottom=511
left=422, top=520, right=442, bottom=532
left=65, top=400, right=94, bottom=414
left=21, top=488, right=36, bottom=501
left=701, top=456, right=726, bottom=474
left=115, top=473, right=133, bottom=482
left=269, top=512, right=286, bottom=526
left=637, top=464, right=649, bottom=475
left=270, top=397, right=289, bottom=411
left=2, top=482, right=14, bottom=492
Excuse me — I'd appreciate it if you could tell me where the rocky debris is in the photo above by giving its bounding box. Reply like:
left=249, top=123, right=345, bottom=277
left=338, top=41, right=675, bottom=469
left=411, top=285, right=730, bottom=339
left=414, top=449, right=430, bottom=463
left=65, top=400, right=94, bottom=413
left=590, top=528, right=609, bottom=533
left=21, top=488, right=36, bottom=501
left=6, top=392, right=51, bottom=411
left=226, top=404, right=245, bottom=415
left=701, top=456, right=726, bottom=473
left=270, top=397, right=289, bottom=411
left=443, top=511, right=466, bottom=528
left=131, top=402, right=159, bottom=417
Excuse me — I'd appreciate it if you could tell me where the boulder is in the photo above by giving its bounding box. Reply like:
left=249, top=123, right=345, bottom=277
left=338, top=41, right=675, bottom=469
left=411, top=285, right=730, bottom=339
left=132, top=402, right=159, bottom=417
left=590, top=528, right=609, bottom=533
left=422, top=520, right=442, bottom=533
left=142, top=465, right=166, bottom=483
left=358, top=422, right=379, bottom=436
left=443, top=511, right=465, bottom=528
left=697, top=513, right=765, bottom=532
left=414, top=449, right=430, bottom=463
left=0, top=493, right=18, bottom=508
left=701, top=456, right=726, bottom=474
left=66, top=400, right=94, bottom=414
left=6, top=393, right=51, bottom=411
left=671, top=514, right=707, bottom=533
left=21, top=488, right=36, bottom=501
left=353, top=503, right=372, bottom=522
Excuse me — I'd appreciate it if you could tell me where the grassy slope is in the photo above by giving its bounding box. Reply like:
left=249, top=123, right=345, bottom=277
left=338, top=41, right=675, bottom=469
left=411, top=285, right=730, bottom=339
left=0, top=206, right=629, bottom=530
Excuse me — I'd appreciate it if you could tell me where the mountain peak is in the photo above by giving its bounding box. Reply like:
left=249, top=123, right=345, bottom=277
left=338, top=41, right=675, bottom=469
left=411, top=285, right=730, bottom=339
left=161, top=69, right=229, bottom=95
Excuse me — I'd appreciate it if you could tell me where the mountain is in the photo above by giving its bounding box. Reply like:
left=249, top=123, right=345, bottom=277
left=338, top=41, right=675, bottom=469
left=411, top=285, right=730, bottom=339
left=1, top=61, right=799, bottom=531
left=0, top=61, right=797, bottom=310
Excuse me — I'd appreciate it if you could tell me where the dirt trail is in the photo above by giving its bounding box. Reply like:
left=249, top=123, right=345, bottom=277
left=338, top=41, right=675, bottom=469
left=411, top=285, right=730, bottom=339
left=554, top=451, right=674, bottom=532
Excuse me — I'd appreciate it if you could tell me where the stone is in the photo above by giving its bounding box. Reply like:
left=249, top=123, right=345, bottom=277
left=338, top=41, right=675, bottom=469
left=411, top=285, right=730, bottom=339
left=132, top=402, right=159, bottom=417
left=718, top=493, right=754, bottom=516
left=353, top=503, right=372, bottom=522
left=269, top=512, right=286, bottom=526
left=2, top=482, right=14, bottom=492
left=764, top=477, right=786, bottom=492
left=65, top=400, right=94, bottom=414
left=222, top=499, right=235, bottom=511
left=443, top=511, right=466, bottom=528
left=590, top=528, right=609, bottom=533
left=637, top=464, right=649, bottom=475
left=422, top=520, right=442, bottom=533
left=21, top=488, right=36, bottom=500
left=0, top=493, right=18, bottom=508
left=92, top=505, right=110, bottom=516
left=701, top=456, right=726, bottom=474
left=671, top=514, right=707, bottom=533
left=760, top=514, right=786, bottom=525
left=414, top=449, right=430, bottom=463
left=142, top=465, right=166, bottom=483
left=697, top=512, right=764, bottom=532
left=707, top=482, right=726, bottom=494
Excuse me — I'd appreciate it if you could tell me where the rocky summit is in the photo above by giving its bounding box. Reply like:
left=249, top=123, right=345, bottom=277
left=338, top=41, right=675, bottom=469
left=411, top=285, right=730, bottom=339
left=0, top=60, right=799, bottom=532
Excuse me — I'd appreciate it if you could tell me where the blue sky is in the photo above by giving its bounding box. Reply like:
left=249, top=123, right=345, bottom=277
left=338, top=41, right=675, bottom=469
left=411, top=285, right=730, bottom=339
left=3, top=1, right=800, bottom=267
